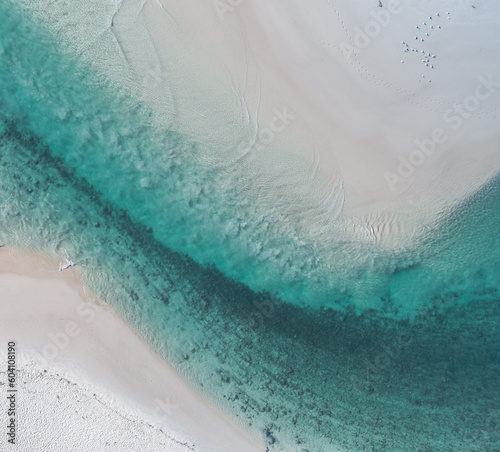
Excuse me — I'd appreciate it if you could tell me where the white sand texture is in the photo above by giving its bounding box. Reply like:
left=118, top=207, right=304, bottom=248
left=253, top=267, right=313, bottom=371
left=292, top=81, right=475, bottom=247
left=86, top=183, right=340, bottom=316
left=0, top=248, right=263, bottom=452
left=19, top=0, right=500, bottom=251
left=118, top=0, right=500, bottom=248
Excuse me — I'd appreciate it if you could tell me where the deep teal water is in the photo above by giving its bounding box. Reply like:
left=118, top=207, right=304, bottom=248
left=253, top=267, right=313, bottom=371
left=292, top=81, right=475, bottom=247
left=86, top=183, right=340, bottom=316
left=0, top=2, right=499, bottom=451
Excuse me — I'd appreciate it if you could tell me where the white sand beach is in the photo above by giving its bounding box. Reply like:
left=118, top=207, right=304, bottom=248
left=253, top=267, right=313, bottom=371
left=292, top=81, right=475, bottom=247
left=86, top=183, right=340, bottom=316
left=2, top=0, right=499, bottom=447
left=139, top=0, right=500, bottom=247
left=0, top=248, right=263, bottom=452
left=20, top=0, right=500, bottom=249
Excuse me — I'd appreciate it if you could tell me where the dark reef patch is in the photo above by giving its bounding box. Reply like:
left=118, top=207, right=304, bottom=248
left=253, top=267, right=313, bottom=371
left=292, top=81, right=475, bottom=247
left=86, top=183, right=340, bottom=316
left=0, top=114, right=498, bottom=450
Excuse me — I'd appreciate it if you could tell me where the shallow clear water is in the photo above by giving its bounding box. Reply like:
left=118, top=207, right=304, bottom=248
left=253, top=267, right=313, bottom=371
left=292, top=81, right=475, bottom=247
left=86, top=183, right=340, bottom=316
left=0, top=2, right=499, bottom=451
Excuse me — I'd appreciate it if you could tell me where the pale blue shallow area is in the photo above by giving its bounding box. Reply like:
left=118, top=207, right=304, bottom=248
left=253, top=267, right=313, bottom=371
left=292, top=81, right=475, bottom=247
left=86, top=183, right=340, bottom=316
left=0, top=3, right=498, bottom=451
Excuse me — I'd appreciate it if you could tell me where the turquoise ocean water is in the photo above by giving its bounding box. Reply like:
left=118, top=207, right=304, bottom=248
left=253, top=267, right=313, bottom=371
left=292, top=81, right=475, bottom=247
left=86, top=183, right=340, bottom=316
left=0, top=2, right=499, bottom=450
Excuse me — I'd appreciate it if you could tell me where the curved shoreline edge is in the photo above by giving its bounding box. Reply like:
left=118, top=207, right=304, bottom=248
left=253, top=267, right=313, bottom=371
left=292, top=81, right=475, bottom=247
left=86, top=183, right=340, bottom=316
left=0, top=247, right=264, bottom=452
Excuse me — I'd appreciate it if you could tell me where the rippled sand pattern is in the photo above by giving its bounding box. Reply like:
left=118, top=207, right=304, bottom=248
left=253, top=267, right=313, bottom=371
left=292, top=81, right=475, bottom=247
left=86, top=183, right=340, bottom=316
left=1, top=2, right=499, bottom=450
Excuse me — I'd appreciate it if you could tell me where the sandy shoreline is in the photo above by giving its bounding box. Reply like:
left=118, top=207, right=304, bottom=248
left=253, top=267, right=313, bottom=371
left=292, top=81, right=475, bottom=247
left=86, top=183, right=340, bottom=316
left=16, top=0, right=499, bottom=257
left=152, top=0, right=500, bottom=247
left=0, top=247, right=263, bottom=451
